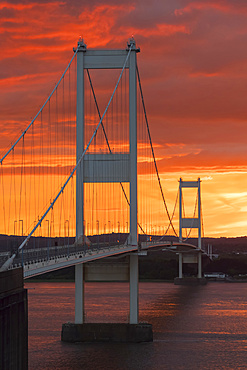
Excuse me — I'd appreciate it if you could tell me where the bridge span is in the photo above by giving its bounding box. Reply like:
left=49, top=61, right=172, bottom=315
left=0, top=38, right=205, bottom=345
left=8, top=240, right=169, bottom=279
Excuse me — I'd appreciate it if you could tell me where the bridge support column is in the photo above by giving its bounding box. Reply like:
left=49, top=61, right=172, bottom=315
left=175, top=251, right=207, bottom=285
left=197, top=251, right=202, bottom=279
left=75, top=263, right=84, bottom=324
left=62, top=255, right=153, bottom=343
left=178, top=253, right=183, bottom=279
left=129, top=253, right=138, bottom=324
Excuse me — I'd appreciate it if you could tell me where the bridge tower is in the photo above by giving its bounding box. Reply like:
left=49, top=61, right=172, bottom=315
left=76, top=37, right=139, bottom=248
left=178, top=178, right=202, bottom=279
left=74, top=38, right=142, bottom=327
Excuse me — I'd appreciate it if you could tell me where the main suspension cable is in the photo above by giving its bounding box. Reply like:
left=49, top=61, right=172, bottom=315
left=0, top=48, right=79, bottom=164
left=86, top=69, right=146, bottom=235
left=159, top=188, right=179, bottom=240
left=136, top=65, right=178, bottom=238
left=0, top=45, right=133, bottom=271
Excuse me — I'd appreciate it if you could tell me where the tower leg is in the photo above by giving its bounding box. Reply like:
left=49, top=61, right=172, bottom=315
left=75, top=264, right=84, bottom=324
left=197, top=251, right=202, bottom=279
left=129, top=254, right=138, bottom=324
left=129, top=45, right=138, bottom=247
left=76, top=45, right=85, bottom=242
left=179, top=253, right=183, bottom=278
left=62, top=256, right=153, bottom=343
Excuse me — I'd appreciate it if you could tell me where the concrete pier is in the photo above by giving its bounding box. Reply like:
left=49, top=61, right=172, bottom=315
left=64, top=256, right=153, bottom=343
left=61, top=322, right=153, bottom=343
left=174, top=277, right=207, bottom=285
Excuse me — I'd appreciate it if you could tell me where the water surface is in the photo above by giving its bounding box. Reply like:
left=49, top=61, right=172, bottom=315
left=26, top=282, right=247, bottom=369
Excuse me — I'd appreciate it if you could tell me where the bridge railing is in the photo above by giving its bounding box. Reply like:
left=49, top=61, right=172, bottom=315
left=2, top=237, right=130, bottom=270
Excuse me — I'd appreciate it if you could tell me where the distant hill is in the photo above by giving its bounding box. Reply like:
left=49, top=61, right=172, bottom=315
left=1, top=233, right=247, bottom=254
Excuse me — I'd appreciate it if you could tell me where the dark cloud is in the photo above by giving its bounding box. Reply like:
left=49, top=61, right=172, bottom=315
left=1, top=0, right=247, bottom=174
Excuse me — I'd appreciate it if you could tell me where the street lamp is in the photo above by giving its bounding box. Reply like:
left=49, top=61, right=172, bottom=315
left=14, top=220, right=17, bottom=235
left=117, top=221, right=120, bottom=243
left=65, top=220, right=69, bottom=256
left=19, top=220, right=23, bottom=236
left=46, top=220, right=50, bottom=260
left=19, top=220, right=23, bottom=266
left=83, top=220, right=86, bottom=246
left=108, top=221, right=111, bottom=245
left=96, top=220, right=99, bottom=248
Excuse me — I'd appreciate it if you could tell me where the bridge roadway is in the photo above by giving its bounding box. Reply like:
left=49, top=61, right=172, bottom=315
left=8, top=241, right=171, bottom=279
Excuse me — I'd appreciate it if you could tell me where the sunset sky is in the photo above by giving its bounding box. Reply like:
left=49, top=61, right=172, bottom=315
left=1, top=0, right=247, bottom=237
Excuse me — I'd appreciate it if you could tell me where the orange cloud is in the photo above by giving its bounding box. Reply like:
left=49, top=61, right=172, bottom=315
left=1, top=0, right=247, bottom=237
left=125, top=23, right=191, bottom=38
left=175, top=2, right=231, bottom=16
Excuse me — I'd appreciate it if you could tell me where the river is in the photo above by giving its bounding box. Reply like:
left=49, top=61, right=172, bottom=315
left=26, top=281, right=247, bottom=369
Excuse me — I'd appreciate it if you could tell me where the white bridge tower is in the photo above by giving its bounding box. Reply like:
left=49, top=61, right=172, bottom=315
left=178, top=178, right=202, bottom=279
left=75, top=38, right=140, bottom=325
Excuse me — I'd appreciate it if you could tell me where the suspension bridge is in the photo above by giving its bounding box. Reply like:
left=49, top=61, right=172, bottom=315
left=0, top=38, right=204, bottom=342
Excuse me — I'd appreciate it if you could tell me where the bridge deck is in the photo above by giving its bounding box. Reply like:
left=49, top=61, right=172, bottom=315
left=7, top=241, right=170, bottom=278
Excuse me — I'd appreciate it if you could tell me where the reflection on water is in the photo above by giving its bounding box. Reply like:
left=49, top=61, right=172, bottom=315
left=26, top=282, right=247, bottom=369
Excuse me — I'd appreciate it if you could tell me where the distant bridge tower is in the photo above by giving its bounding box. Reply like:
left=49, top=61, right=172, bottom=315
left=75, top=38, right=140, bottom=325
left=178, top=178, right=202, bottom=279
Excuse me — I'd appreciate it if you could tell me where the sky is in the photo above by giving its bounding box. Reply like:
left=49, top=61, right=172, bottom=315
left=1, top=0, right=247, bottom=237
